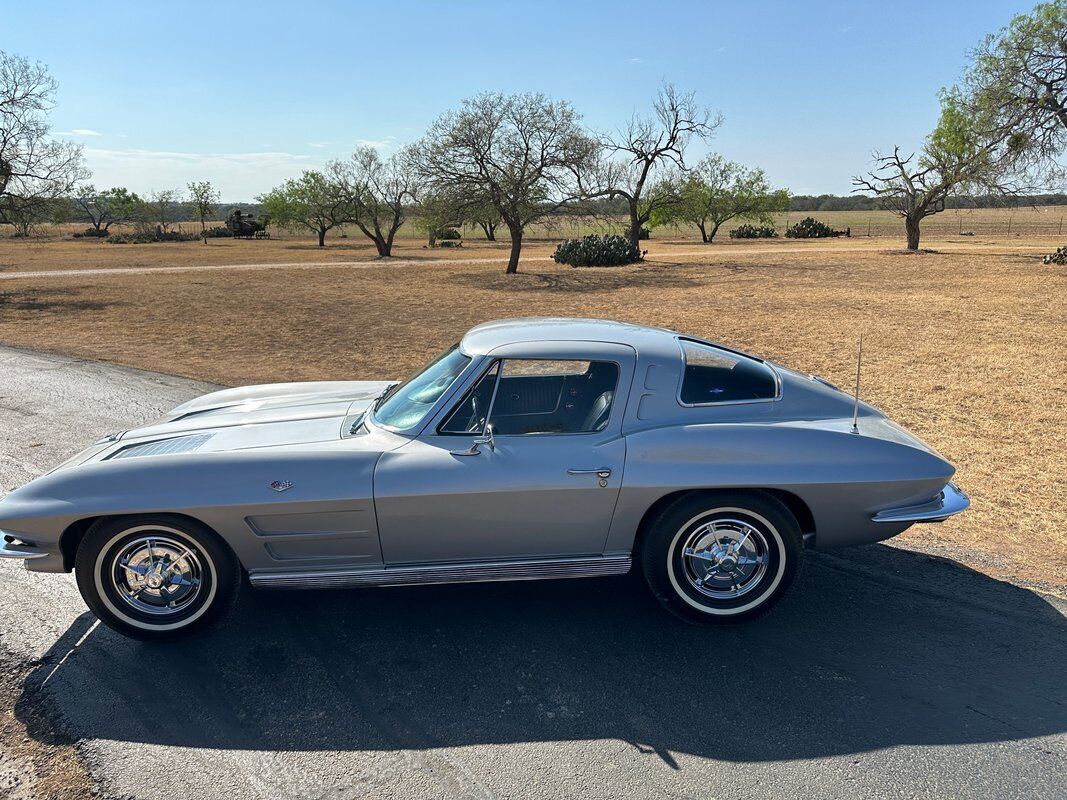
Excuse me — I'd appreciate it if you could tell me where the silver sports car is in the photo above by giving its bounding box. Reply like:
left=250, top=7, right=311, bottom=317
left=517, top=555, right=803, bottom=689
left=0, top=318, right=968, bottom=639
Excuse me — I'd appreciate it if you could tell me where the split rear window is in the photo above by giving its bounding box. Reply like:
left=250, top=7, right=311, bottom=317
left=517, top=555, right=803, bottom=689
left=679, top=340, right=778, bottom=404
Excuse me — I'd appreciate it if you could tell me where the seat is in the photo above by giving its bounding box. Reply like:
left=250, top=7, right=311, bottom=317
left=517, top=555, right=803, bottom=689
left=581, top=390, right=614, bottom=432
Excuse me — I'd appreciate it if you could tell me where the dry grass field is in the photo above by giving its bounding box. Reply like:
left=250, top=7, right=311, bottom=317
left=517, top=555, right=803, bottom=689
left=0, top=219, right=1063, bottom=590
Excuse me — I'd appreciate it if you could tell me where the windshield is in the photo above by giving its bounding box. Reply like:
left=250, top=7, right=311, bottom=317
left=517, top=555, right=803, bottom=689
left=372, top=345, right=471, bottom=431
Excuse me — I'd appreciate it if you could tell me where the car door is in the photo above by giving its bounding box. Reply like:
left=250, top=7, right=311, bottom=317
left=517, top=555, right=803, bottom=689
left=373, top=342, right=635, bottom=565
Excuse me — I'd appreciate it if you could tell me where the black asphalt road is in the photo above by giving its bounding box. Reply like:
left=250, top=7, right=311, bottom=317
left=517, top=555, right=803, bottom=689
left=1, top=346, right=1064, bottom=799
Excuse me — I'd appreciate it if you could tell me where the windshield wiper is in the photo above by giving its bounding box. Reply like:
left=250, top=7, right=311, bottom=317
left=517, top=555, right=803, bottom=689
left=371, top=381, right=401, bottom=412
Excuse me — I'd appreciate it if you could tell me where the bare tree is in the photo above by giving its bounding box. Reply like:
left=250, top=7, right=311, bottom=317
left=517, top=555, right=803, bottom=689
left=587, top=85, right=722, bottom=247
left=145, top=188, right=181, bottom=233
left=187, top=180, right=220, bottom=231
left=331, top=146, right=417, bottom=257
left=415, top=92, right=596, bottom=274
left=854, top=99, right=1020, bottom=250
left=0, top=51, right=87, bottom=235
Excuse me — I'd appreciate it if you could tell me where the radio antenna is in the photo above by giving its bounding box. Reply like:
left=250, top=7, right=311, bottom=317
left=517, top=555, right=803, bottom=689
left=851, top=334, right=863, bottom=434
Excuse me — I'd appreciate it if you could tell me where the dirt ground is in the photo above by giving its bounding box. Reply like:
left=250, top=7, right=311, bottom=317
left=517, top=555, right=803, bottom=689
left=0, top=229, right=1063, bottom=589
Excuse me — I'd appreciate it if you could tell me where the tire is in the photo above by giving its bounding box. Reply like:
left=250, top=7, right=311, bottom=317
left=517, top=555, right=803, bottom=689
left=640, top=491, right=803, bottom=624
left=74, top=515, right=241, bottom=641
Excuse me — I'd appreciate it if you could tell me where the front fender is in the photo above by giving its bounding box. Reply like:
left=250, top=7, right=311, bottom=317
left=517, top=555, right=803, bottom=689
left=0, top=447, right=382, bottom=574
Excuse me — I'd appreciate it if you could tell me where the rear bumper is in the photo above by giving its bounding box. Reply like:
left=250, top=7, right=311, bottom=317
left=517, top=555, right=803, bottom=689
left=871, top=483, right=970, bottom=524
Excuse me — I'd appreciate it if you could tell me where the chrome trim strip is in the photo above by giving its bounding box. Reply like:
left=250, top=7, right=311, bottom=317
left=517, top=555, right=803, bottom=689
left=872, top=483, right=970, bottom=524
left=0, top=539, right=49, bottom=560
left=250, top=554, right=632, bottom=590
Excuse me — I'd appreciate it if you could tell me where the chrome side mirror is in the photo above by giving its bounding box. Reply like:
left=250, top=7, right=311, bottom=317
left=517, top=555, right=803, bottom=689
left=450, top=424, right=495, bottom=456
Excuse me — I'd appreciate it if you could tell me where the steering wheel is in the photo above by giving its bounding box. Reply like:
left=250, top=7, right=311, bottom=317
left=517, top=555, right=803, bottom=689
left=466, top=393, right=486, bottom=433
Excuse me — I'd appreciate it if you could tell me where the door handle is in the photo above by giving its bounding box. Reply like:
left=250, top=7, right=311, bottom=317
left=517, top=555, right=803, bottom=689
left=567, top=468, right=612, bottom=479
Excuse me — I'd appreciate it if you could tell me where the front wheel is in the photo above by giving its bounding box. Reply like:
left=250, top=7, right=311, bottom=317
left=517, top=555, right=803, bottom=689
left=75, top=515, right=241, bottom=640
left=641, top=492, right=803, bottom=624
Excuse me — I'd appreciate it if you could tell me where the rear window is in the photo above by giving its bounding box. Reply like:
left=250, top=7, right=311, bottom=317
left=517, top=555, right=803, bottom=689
left=679, top=340, right=778, bottom=404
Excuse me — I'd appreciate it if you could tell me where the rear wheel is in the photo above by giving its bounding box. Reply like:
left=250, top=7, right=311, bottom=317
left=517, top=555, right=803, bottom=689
left=641, top=492, right=803, bottom=624
left=75, top=515, right=240, bottom=641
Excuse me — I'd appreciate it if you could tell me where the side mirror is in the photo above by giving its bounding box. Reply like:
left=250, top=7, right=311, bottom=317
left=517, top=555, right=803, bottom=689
left=450, top=424, right=495, bottom=457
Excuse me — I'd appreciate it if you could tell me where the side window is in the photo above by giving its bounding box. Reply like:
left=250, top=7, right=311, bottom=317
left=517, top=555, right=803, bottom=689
left=679, top=340, right=778, bottom=404
left=440, top=358, right=619, bottom=435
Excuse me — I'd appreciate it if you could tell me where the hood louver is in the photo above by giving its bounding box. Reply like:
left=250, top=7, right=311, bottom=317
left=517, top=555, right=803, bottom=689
left=108, top=433, right=214, bottom=460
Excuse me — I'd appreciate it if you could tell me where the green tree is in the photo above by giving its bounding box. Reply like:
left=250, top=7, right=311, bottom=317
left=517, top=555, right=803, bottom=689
left=654, top=155, right=790, bottom=242
left=257, top=170, right=358, bottom=247
left=962, top=0, right=1067, bottom=181
left=73, top=185, right=142, bottom=232
left=187, top=180, right=220, bottom=231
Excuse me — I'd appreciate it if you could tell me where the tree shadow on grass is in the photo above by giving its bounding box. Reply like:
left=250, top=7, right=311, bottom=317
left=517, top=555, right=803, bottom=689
left=0, top=288, right=122, bottom=314
left=16, top=544, right=1066, bottom=765
left=458, top=264, right=701, bottom=293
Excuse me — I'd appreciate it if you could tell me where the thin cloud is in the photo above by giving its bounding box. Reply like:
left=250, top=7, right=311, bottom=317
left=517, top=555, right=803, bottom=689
left=83, top=148, right=318, bottom=199
left=353, top=137, right=395, bottom=150
left=625, top=57, right=643, bottom=64
left=55, top=128, right=103, bottom=137
left=308, top=141, right=330, bottom=148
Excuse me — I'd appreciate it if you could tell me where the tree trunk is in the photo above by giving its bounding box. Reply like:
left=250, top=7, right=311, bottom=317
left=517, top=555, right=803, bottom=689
left=375, top=234, right=391, bottom=257
left=317, top=227, right=326, bottom=247
left=697, top=222, right=708, bottom=243
left=708, top=221, right=722, bottom=242
left=479, top=221, right=497, bottom=241
left=505, top=223, right=523, bottom=274
left=627, top=203, right=642, bottom=248
left=905, top=215, right=921, bottom=250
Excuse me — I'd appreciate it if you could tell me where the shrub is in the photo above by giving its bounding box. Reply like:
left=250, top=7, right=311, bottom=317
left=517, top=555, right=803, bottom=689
left=72, top=227, right=109, bottom=238
left=107, top=230, right=200, bottom=244
left=729, top=223, right=777, bottom=239
left=1042, top=246, right=1067, bottom=264
left=437, top=240, right=462, bottom=248
left=552, top=234, right=641, bottom=267
left=201, top=225, right=232, bottom=238
left=785, top=217, right=847, bottom=238
left=435, top=227, right=462, bottom=241
left=637, top=226, right=651, bottom=240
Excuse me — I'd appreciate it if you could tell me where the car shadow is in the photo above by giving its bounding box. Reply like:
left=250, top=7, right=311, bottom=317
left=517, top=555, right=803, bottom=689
left=16, top=544, right=1066, bottom=764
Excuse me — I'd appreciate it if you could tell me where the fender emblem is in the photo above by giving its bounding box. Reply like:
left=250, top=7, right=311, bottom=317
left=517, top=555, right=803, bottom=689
left=269, top=480, right=293, bottom=492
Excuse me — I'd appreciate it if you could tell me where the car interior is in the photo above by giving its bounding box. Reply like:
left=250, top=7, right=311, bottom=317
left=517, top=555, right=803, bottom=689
left=440, top=359, right=619, bottom=435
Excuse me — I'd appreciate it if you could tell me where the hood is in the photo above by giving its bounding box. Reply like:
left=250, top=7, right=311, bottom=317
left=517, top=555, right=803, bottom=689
left=67, top=381, right=397, bottom=467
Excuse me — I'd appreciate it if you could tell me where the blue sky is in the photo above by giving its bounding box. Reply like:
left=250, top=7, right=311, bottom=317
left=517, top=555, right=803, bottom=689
left=7, top=0, right=1035, bottom=199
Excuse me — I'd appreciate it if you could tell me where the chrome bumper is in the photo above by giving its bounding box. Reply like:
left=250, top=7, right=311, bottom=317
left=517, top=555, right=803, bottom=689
left=872, top=483, right=970, bottom=524
left=0, top=537, right=50, bottom=560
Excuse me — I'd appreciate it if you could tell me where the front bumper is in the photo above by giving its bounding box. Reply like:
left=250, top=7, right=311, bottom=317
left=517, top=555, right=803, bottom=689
left=0, top=535, right=50, bottom=560
left=871, top=483, right=970, bottom=524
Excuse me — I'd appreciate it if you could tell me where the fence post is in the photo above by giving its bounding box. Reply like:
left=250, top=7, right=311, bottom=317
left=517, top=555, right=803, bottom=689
left=866, top=217, right=871, bottom=237
left=1007, top=216, right=1012, bottom=236
left=1059, top=216, right=1063, bottom=236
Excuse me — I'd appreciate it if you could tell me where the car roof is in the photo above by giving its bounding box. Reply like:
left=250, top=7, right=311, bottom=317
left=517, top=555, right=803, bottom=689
left=460, top=317, right=682, bottom=356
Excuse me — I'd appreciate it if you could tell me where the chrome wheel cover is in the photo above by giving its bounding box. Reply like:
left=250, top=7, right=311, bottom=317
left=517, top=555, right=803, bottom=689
left=679, top=517, right=770, bottom=599
left=109, top=534, right=204, bottom=616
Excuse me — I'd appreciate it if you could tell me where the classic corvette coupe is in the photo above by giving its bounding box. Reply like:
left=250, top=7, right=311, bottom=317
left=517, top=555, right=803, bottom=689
left=0, top=318, right=968, bottom=639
